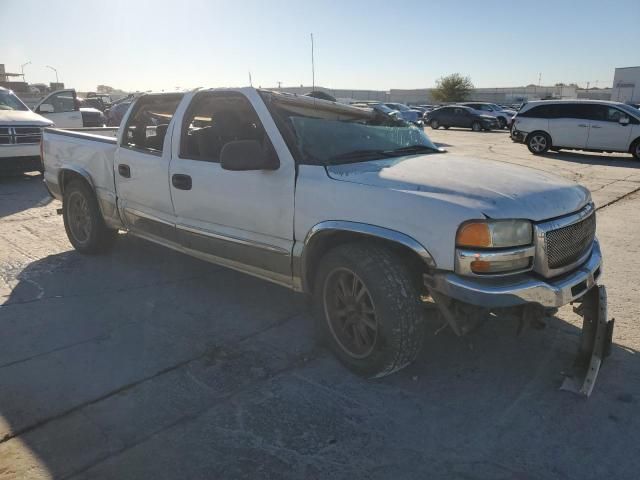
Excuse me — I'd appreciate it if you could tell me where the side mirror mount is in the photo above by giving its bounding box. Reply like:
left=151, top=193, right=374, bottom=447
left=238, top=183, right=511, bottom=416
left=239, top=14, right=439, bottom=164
left=38, top=103, right=54, bottom=113
left=220, top=140, right=279, bottom=171
left=619, top=116, right=630, bottom=125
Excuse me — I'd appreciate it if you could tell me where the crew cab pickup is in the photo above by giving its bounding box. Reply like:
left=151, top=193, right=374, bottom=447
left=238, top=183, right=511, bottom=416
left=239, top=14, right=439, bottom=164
left=42, top=88, right=613, bottom=393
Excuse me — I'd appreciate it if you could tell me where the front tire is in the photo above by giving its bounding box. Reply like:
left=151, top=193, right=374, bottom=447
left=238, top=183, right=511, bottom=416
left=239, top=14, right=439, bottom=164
left=430, top=119, right=440, bottom=129
left=527, top=131, right=551, bottom=154
left=63, top=179, right=117, bottom=254
left=498, top=117, right=507, bottom=129
left=471, top=121, right=482, bottom=132
left=313, top=242, right=425, bottom=378
left=631, top=139, right=640, bottom=161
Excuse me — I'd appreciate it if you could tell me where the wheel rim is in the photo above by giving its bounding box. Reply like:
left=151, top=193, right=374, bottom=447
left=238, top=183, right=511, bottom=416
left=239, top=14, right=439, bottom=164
left=530, top=135, right=547, bottom=152
left=472, top=122, right=481, bottom=131
left=635, top=143, right=640, bottom=158
left=67, top=191, right=92, bottom=243
left=323, top=267, right=378, bottom=359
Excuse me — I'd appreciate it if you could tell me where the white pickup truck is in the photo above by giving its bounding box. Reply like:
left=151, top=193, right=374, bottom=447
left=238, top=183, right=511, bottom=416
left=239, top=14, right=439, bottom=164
left=42, top=88, right=613, bottom=394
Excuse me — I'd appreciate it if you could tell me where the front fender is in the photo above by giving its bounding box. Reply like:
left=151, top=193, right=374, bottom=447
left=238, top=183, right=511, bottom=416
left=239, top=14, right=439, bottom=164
left=293, top=220, right=436, bottom=293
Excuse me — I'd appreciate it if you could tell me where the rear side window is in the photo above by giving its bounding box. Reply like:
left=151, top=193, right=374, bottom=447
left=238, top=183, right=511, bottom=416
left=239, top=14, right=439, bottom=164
left=180, top=91, right=272, bottom=163
left=122, top=94, right=183, bottom=155
left=520, top=104, right=556, bottom=118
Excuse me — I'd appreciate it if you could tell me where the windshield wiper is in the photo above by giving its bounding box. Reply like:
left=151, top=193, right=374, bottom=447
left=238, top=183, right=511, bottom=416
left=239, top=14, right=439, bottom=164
left=384, top=145, right=441, bottom=156
left=326, top=149, right=394, bottom=164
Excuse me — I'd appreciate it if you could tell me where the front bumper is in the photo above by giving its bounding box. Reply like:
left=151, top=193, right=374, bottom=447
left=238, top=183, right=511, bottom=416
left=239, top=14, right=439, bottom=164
left=426, top=240, right=602, bottom=308
left=511, top=129, right=526, bottom=143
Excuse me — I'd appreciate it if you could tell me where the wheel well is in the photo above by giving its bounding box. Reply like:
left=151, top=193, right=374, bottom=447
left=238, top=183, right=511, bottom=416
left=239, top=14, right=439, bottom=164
left=59, top=169, right=92, bottom=195
left=525, top=130, right=553, bottom=146
left=302, top=231, right=428, bottom=293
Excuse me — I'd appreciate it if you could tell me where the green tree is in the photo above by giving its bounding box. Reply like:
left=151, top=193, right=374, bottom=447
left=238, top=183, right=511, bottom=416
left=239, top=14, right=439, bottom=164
left=432, top=74, right=474, bottom=102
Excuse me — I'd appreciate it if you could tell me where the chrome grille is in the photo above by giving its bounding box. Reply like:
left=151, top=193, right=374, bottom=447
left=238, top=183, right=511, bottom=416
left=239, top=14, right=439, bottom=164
left=545, top=212, right=596, bottom=269
left=0, top=126, right=43, bottom=145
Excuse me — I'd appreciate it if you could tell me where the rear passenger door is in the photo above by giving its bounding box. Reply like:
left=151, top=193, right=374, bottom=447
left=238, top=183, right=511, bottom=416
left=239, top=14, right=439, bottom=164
left=586, top=105, right=635, bottom=151
left=168, top=90, right=296, bottom=286
left=548, top=103, right=589, bottom=149
left=452, top=108, right=470, bottom=128
left=114, top=94, right=184, bottom=244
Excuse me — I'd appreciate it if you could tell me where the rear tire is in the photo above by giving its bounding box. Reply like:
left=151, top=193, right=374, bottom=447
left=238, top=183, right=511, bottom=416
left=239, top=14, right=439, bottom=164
left=63, top=179, right=117, bottom=254
left=471, top=121, right=482, bottom=132
left=444, top=126, right=450, bottom=130
left=527, top=131, right=551, bottom=154
left=430, top=119, right=440, bottom=129
left=313, top=242, right=425, bottom=378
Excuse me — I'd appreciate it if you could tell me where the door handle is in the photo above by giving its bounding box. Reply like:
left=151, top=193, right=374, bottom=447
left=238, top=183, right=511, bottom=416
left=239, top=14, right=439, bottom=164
left=172, top=174, right=192, bottom=190
left=118, top=164, right=131, bottom=178
left=577, top=124, right=588, bottom=127
left=591, top=125, right=602, bottom=129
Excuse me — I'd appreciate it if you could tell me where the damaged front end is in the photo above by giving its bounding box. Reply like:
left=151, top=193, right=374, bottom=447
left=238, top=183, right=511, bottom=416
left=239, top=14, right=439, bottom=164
left=424, top=238, right=614, bottom=397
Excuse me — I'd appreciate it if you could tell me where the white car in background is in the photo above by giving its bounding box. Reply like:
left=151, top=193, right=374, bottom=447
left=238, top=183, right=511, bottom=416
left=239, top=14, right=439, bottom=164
left=0, top=86, right=53, bottom=174
left=33, top=89, right=105, bottom=128
left=461, top=102, right=517, bottom=129
left=511, top=100, right=640, bottom=160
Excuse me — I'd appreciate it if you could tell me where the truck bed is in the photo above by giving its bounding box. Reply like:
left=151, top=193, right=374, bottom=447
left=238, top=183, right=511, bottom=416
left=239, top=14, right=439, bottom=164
left=42, top=127, right=120, bottom=218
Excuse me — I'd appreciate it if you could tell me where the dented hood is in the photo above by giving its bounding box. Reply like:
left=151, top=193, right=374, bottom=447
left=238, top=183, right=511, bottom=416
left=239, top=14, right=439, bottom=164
left=326, top=154, right=590, bottom=221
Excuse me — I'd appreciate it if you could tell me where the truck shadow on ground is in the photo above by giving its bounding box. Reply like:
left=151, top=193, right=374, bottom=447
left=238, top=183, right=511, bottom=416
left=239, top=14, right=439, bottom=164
left=0, top=173, right=52, bottom=218
left=0, top=236, right=638, bottom=479
left=542, top=150, right=640, bottom=168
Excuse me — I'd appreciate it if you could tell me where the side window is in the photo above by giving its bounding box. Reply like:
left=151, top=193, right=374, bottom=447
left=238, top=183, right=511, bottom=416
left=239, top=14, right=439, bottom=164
left=575, top=104, right=605, bottom=121
left=122, top=94, right=183, bottom=155
left=480, top=105, right=492, bottom=111
left=48, top=92, right=76, bottom=113
left=605, top=107, right=626, bottom=123
left=180, top=92, right=272, bottom=163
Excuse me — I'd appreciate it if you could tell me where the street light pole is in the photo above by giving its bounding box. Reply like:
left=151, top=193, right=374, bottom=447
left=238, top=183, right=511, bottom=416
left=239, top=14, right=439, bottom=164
left=46, top=65, right=59, bottom=84
left=20, top=61, right=31, bottom=82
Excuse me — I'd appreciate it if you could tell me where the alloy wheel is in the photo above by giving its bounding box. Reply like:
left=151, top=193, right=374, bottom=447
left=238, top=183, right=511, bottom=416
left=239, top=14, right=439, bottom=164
left=67, top=191, right=92, bottom=244
left=530, top=134, right=547, bottom=152
left=323, top=267, right=378, bottom=359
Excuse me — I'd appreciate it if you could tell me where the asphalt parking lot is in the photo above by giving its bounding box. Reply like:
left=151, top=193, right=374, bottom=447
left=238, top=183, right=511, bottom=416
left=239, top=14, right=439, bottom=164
left=1, top=129, right=639, bottom=480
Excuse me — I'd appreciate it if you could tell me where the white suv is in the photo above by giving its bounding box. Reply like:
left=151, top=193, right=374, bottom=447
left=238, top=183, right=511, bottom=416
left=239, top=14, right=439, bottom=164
left=511, top=100, right=640, bottom=160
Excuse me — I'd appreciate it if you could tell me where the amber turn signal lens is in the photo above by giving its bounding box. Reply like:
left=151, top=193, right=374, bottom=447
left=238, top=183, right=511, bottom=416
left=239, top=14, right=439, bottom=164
left=456, top=223, right=491, bottom=248
left=470, top=260, right=492, bottom=272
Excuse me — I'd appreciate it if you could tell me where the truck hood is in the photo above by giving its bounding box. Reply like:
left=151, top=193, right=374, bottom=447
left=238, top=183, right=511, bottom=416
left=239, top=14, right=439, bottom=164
left=326, top=154, right=590, bottom=222
left=0, top=110, right=54, bottom=126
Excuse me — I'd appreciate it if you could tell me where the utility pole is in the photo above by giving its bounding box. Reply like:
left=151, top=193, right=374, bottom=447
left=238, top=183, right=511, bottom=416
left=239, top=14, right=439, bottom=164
left=248, top=71, right=253, bottom=87
left=277, top=81, right=282, bottom=90
left=311, top=33, right=315, bottom=92
left=21, top=61, right=31, bottom=82
left=46, top=65, right=59, bottom=84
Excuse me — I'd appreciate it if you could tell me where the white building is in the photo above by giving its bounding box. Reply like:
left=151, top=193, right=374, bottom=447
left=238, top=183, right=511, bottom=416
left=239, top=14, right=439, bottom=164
left=611, top=66, right=640, bottom=103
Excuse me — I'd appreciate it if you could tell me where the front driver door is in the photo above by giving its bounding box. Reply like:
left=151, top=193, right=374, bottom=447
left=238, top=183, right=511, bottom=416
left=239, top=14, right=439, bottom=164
left=169, top=89, right=296, bottom=286
left=35, top=90, right=83, bottom=128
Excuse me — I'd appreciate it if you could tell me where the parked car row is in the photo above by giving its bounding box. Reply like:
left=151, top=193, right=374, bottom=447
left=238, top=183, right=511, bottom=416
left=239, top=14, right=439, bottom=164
left=425, top=105, right=500, bottom=131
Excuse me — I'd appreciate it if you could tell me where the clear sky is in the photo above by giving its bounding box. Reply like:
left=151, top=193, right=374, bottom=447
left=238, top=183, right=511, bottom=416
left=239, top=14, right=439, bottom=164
left=2, top=0, right=639, bottom=92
